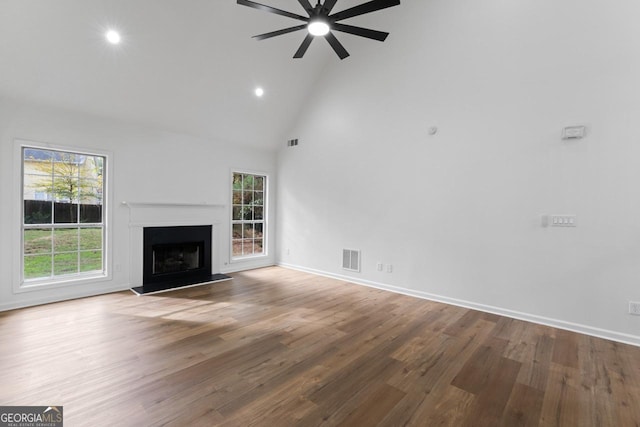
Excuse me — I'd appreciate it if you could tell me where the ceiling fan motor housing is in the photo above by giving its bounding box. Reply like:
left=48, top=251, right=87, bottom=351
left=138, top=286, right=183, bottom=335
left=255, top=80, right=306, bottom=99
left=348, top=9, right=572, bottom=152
left=237, top=0, right=401, bottom=59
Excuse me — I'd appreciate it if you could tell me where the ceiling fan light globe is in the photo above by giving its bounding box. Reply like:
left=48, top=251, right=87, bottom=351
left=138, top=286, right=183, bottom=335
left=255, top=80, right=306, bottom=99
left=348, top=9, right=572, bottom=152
left=105, top=30, right=121, bottom=45
left=308, top=20, right=330, bottom=36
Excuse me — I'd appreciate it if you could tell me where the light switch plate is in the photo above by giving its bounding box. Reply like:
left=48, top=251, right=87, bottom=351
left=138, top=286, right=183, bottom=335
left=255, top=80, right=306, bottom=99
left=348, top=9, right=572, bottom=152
left=562, top=126, right=586, bottom=140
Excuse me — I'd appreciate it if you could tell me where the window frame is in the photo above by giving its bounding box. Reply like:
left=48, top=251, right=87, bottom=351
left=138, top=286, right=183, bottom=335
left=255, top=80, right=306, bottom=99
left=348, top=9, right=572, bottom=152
left=14, top=140, right=112, bottom=292
left=230, top=170, right=268, bottom=261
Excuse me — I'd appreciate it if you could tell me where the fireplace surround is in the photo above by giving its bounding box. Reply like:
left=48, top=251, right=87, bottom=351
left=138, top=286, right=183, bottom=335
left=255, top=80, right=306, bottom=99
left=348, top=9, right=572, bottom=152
left=124, top=201, right=230, bottom=295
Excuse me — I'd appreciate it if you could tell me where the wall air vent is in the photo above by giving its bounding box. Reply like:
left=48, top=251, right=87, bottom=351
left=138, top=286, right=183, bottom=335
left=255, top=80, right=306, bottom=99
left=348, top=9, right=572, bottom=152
left=342, top=249, right=361, bottom=272
left=287, top=138, right=299, bottom=147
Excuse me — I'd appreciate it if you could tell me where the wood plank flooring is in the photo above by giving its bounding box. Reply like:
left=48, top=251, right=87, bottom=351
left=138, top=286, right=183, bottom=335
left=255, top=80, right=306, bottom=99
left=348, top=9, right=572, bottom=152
left=0, top=266, right=638, bottom=426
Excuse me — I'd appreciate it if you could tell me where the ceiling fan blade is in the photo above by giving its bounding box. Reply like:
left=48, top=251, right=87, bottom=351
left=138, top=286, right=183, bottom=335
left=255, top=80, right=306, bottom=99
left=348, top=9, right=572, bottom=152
left=293, top=34, right=314, bottom=58
left=297, top=0, right=314, bottom=14
left=253, top=25, right=307, bottom=40
left=237, top=0, right=309, bottom=22
left=331, top=23, right=389, bottom=41
left=330, top=0, right=400, bottom=22
left=322, top=0, right=339, bottom=14
left=324, top=32, right=350, bottom=59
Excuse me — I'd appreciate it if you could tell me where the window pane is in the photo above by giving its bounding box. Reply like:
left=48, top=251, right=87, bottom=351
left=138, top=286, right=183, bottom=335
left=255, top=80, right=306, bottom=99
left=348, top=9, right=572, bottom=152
left=232, top=224, right=243, bottom=239
left=254, top=239, right=264, bottom=254
left=243, top=206, right=253, bottom=221
left=24, top=173, right=52, bottom=197
left=243, top=223, right=254, bottom=238
left=254, top=191, right=264, bottom=206
left=232, top=239, right=243, bottom=257
left=232, top=206, right=243, bottom=221
left=232, top=173, right=243, bottom=191
left=24, top=200, right=52, bottom=224
left=53, top=152, right=83, bottom=176
left=254, top=176, right=264, bottom=191
left=244, top=175, right=255, bottom=190
left=80, top=228, right=102, bottom=250
left=80, top=250, right=102, bottom=272
left=254, top=223, right=264, bottom=238
left=243, top=190, right=253, bottom=204
left=80, top=203, right=102, bottom=223
left=51, top=174, right=79, bottom=201
left=24, top=228, right=52, bottom=254
left=54, top=253, right=78, bottom=275
left=24, top=149, right=54, bottom=173
left=254, top=206, right=264, bottom=221
left=232, top=190, right=243, bottom=205
left=24, top=254, right=52, bottom=279
left=23, top=149, right=55, bottom=225
left=54, top=200, right=78, bottom=223
left=79, top=179, right=99, bottom=198
left=88, top=155, right=104, bottom=179
left=54, top=228, right=78, bottom=252
left=79, top=179, right=103, bottom=223
left=242, top=239, right=254, bottom=255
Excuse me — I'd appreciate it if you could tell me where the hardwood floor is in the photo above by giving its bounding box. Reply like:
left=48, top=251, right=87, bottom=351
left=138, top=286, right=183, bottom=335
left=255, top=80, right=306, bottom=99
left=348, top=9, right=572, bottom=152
left=0, top=266, right=638, bottom=426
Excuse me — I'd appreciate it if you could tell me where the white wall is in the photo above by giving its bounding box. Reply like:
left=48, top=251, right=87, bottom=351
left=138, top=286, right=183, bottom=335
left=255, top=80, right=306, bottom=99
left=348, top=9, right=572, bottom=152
left=0, top=98, right=277, bottom=310
left=277, top=0, right=640, bottom=344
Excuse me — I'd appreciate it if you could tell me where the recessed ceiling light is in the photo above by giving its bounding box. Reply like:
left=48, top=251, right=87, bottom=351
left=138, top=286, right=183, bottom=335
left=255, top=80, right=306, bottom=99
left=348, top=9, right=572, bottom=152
left=308, top=20, right=330, bottom=37
left=105, top=30, right=121, bottom=45
left=255, top=87, right=264, bottom=97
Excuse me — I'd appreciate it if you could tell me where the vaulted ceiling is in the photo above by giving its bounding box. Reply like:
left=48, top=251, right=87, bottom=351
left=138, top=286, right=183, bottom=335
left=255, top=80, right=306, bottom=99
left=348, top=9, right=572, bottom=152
left=0, top=0, right=402, bottom=149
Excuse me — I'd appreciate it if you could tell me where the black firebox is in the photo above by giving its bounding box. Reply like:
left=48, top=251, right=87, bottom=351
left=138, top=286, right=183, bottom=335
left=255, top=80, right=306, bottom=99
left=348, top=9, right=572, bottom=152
left=141, top=225, right=213, bottom=294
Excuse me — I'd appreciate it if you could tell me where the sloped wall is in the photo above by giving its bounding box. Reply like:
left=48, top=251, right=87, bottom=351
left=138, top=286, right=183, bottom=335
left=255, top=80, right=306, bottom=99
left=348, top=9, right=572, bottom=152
left=277, top=0, right=640, bottom=344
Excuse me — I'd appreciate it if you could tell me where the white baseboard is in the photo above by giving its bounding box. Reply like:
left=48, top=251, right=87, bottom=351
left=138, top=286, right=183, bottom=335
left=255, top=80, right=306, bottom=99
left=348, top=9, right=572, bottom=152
left=278, top=262, right=640, bottom=348
left=0, top=284, right=131, bottom=312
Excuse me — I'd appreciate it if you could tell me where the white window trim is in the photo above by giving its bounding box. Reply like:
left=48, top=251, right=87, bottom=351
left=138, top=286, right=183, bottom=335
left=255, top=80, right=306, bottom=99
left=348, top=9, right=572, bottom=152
left=229, top=168, right=269, bottom=263
left=13, top=139, right=113, bottom=293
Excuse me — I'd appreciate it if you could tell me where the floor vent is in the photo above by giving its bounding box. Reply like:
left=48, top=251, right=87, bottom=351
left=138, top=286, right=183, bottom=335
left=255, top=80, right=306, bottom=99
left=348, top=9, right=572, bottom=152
left=287, top=138, right=299, bottom=147
left=342, top=249, right=361, bottom=272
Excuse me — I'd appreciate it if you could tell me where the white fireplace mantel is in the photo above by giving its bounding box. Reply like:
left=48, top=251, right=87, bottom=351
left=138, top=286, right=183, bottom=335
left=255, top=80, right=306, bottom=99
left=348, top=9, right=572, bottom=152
left=125, top=201, right=224, bottom=288
left=121, top=201, right=225, bottom=208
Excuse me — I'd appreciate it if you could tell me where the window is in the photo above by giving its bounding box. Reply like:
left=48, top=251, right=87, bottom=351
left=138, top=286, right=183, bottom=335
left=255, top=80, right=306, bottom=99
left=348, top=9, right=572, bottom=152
left=22, top=147, right=106, bottom=283
left=231, top=172, right=266, bottom=258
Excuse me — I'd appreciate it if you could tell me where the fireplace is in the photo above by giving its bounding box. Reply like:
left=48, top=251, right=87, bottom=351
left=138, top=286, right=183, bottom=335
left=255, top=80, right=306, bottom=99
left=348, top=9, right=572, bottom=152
left=142, top=225, right=213, bottom=293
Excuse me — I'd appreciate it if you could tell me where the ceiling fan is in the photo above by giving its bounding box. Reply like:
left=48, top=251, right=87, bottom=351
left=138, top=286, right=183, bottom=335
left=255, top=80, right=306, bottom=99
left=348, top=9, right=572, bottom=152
left=237, top=0, right=400, bottom=60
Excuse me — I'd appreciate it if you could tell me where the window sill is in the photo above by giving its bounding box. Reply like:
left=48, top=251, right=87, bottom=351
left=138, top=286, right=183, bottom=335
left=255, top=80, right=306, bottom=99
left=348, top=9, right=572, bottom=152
left=230, top=254, right=268, bottom=263
left=17, top=272, right=111, bottom=293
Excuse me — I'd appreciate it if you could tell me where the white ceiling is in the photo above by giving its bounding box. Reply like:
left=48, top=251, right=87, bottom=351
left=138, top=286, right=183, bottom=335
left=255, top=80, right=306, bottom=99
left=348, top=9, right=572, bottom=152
left=0, top=0, right=397, bottom=149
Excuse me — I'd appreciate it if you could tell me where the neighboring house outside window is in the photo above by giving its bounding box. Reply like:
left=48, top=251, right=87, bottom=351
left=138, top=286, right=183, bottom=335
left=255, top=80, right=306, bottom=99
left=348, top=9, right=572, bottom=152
left=231, top=172, right=266, bottom=259
left=34, top=191, right=52, bottom=201
left=22, top=147, right=106, bottom=283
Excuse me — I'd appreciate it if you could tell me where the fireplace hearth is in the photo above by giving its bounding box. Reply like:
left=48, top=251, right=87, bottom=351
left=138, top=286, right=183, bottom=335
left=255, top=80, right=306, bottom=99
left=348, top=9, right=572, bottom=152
left=131, top=225, right=229, bottom=295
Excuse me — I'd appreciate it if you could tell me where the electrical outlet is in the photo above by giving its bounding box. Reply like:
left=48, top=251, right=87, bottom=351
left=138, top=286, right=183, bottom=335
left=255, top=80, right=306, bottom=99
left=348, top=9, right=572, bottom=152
left=387, top=264, right=393, bottom=273
left=376, top=263, right=383, bottom=272
left=551, top=215, right=577, bottom=227
left=629, top=302, right=640, bottom=316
